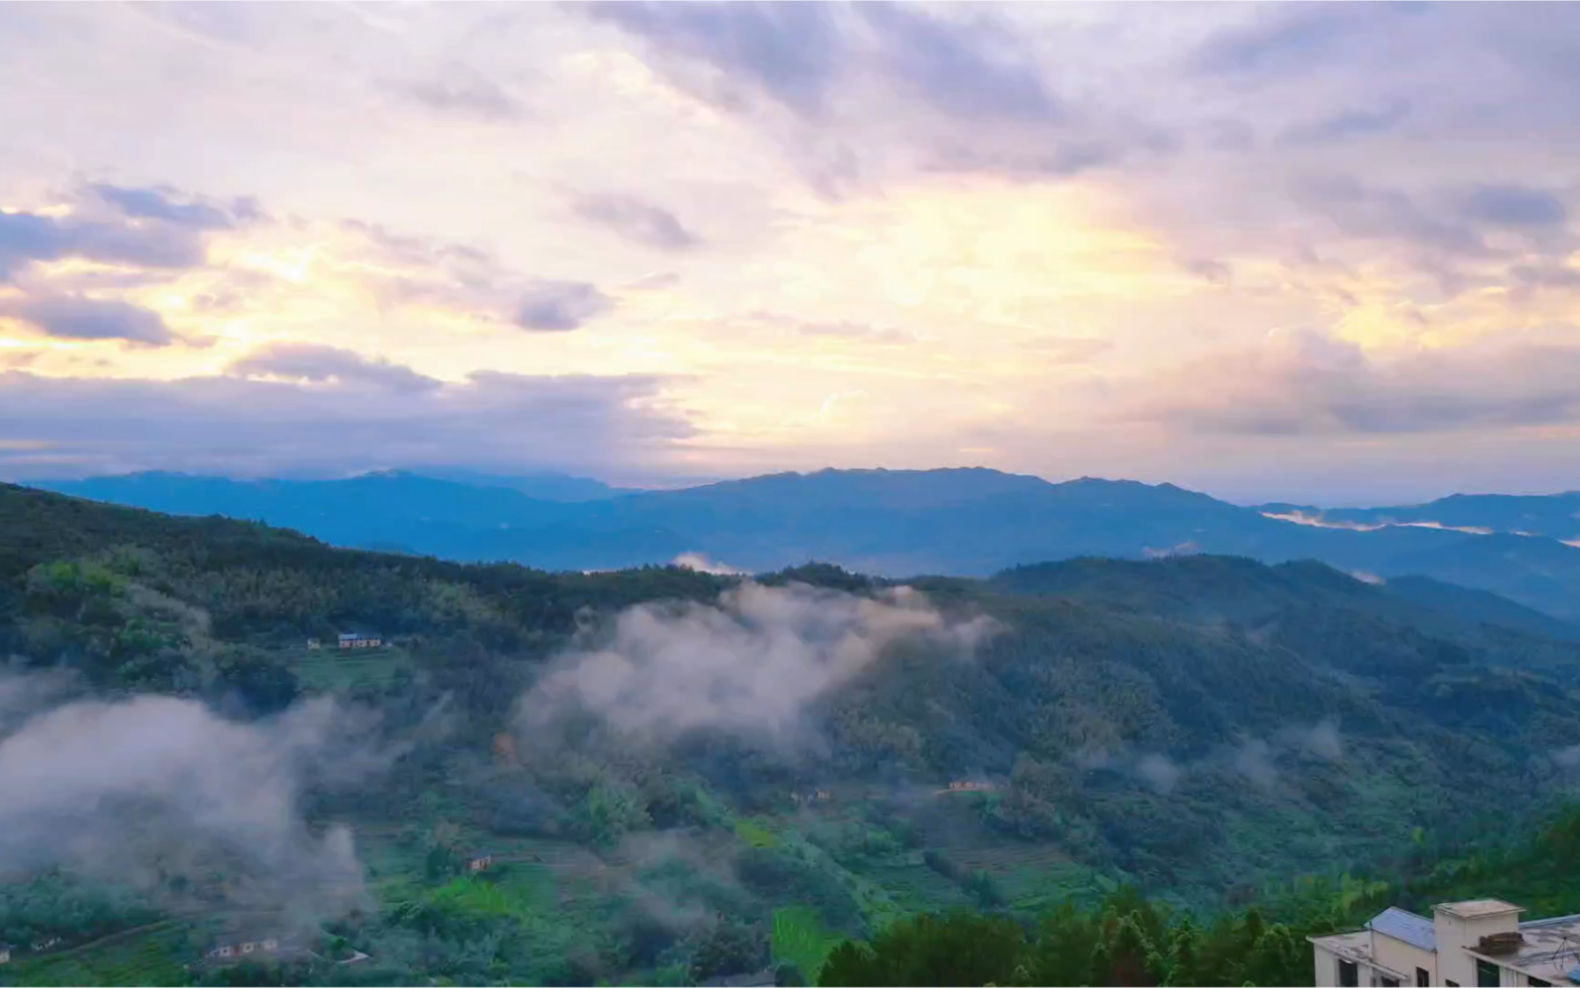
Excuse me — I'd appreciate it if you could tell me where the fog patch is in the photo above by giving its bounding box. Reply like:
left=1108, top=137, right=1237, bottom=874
left=0, top=682, right=403, bottom=930
left=1277, top=718, right=1345, bottom=761
left=516, top=581, right=998, bottom=746
left=1554, top=743, right=1580, bottom=770
left=1075, top=747, right=1182, bottom=794
left=1350, top=570, right=1386, bottom=585
left=1233, top=739, right=1279, bottom=788
left=1076, top=719, right=1342, bottom=793
left=1134, top=753, right=1183, bottom=793
left=672, top=552, right=744, bottom=576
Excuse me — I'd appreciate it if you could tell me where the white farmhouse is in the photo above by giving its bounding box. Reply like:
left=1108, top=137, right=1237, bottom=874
left=1310, top=899, right=1580, bottom=987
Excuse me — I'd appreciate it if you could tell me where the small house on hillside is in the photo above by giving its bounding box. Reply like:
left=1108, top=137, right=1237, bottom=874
left=698, top=970, right=776, bottom=987
left=0, top=946, right=11, bottom=965
left=306, top=637, right=322, bottom=650
left=204, top=933, right=304, bottom=966
left=946, top=780, right=998, bottom=793
left=338, top=632, right=382, bottom=649
left=466, top=854, right=495, bottom=873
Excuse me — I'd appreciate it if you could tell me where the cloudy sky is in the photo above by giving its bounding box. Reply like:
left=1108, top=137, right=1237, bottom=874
left=2, top=2, right=1579, bottom=503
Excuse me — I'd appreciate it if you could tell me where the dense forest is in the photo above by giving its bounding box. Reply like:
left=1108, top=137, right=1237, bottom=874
left=1, top=483, right=1578, bottom=986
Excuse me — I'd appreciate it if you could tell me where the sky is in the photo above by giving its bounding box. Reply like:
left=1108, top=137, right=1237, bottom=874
left=2, top=2, right=1580, bottom=504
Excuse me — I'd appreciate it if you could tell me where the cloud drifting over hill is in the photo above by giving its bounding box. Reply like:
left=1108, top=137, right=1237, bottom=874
left=0, top=685, right=398, bottom=927
left=516, top=581, right=999, bottom=745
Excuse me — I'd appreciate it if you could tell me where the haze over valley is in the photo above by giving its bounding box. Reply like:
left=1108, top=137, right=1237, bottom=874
left=5, top=2, right=1580, bottom=985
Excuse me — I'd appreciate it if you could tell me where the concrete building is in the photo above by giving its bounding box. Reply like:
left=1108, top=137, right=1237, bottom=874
left=205, top=936, right=288, bottom=964
left=1310, top=899, right=1580, bottom=987
left=337, top=632, right=381, bottom=649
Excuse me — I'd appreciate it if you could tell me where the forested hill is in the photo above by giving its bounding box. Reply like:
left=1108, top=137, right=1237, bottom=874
left=32, top=468, right=1580, bottom=623
left=2, top=482, right=1580, bottom=986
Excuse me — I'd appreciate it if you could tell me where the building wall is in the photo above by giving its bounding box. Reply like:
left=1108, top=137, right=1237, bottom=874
left=1315, top=945, right=1374, bottom=988
left=1372, top=934, right=1436, bottom=985
left=1433, top=908, right=1520, bottom=988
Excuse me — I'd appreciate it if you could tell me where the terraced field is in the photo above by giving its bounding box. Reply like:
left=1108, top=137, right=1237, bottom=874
left=289, top=644, right=408, bottom=693
left=3, top=921, right=195, bottom=987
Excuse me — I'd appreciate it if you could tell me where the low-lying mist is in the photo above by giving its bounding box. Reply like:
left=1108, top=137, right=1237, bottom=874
left=0, top=677, right=402, bottom=930
left=516, top=580, right=999, bottom=747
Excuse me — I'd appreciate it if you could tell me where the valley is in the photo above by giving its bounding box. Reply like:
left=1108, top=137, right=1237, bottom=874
left=1, top=482, right=1578, bottom=985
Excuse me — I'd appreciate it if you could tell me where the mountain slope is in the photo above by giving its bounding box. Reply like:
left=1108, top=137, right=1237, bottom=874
left=28, top=467, right=1580, bottom=620
left=1259, top=490, right=1580, bottom=543
left=4, top=484, right=1580, bottom=983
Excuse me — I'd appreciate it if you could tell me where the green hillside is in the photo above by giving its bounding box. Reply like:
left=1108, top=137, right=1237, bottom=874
left=1, top=483, right=1579, bottom=986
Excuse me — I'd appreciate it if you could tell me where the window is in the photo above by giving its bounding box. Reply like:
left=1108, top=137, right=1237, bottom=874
left=1528, top=979, right=1551, bottom=987
left=1476, top=959, right=1501, bottom=987
left=1447, top=981, right=1459, bottom=987
left=1382, top=978, right=1401, bottom=987
left=1340, top=959, right=1360, bottom=987
left=1418, top=969, right=1431, bottom=987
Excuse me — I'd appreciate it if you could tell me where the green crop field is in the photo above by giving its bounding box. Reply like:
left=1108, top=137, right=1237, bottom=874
left=4, top=921, right=194, bottom=987
left=289, top=644, right=408, bottom=693
left=771, top=906, right=843, bottom=983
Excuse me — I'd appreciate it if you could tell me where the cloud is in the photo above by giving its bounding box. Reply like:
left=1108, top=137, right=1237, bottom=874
left=1192, top=4, right=1426, bottom=78
left=88, top=184, right=238, bottom=229
left=671, top=552, right=743, bottom=575
left=0, top=368, right=692, bottom=480
left=0, top=208, right=206, bottom=280
left=0, top=684, right=391, bottom=926
left=3, top=295, right=174, bottom=346
left=1460, top=185, right=1568, bottom=229
left=854, top=2, right=1059, bottom=124
left=515, top=280, right=616, bottom=331
left=229, top=342, right=442, bottom=394
left=584, top=1, right=845, bottom=117
left=1019, top=336, right=1114, bottom=364
left=1134, top=753, right=1182, bottom=794
left=1233, top=738, right=1279, bottom=788
left=1126, top=330, right=1580, bottom=436
left=1282, top=101, right=1411, bottom=144
left=515, top=580, right=998, bottom=746
left=574, top=194, right=701, bottom=251
left=1275, top=718, right=1344, bottom=760
left=794, top=320, right=915, bottom=346
left=582, top=2, right=1151, bottom=189
left=398, top=74, right=524, bottom=122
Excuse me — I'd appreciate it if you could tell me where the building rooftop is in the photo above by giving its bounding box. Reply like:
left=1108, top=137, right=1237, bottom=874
left=1476, top=913, right=1580, bottom=985
left=1438, top=899, right=1524, bottom=919
left=1370, top=907, right=1437, bottom=952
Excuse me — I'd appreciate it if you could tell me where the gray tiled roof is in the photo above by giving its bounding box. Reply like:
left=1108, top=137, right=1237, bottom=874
left=1370, top=907, right=1437, bottom=952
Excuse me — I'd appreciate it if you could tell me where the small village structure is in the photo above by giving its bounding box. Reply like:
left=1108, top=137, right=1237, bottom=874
left=0, top=945, right=10, bottom=965
left=791, top=789, right=832, bottom=805
left=1310, top=899, right=1580, bottom=986
left=941, top=780, right=999, bottom=794
left=466, top=853, right=494, bottom=873
left=337, top=632, right=382, bottom=649
left=204, top=936, right=285, bottom=963
left=698, top=969, right=776, bottom=987
left=306, top=637, right=322, bottom=650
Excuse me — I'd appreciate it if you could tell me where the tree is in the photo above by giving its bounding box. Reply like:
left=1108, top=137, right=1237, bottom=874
left=817, top=911, right=1025, bottom=987
left=1243, top=924, right=1303, bottom=988
left=1108, top=914, right=1157, bottom=987
left=1162, top=916, right=1205, bottom=988
left=1025, top=902, right=1099, bottom=987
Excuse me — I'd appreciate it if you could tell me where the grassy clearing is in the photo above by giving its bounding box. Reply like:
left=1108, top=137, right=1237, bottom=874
left=290, top=644, right=407, bottom=693
left=772, top=905, right=843, bottom=983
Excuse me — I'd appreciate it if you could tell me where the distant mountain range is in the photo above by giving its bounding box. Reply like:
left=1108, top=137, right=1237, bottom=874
left=32, top=467, right=1580, bottom=622
left=1257, top=492, right=1580, bottom=544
